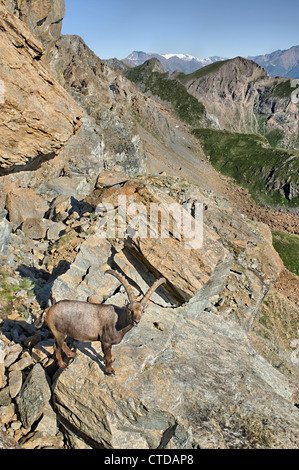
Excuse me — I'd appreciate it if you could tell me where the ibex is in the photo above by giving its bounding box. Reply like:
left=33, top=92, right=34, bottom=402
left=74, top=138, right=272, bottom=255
left=42, top=270, right=166, bottom=375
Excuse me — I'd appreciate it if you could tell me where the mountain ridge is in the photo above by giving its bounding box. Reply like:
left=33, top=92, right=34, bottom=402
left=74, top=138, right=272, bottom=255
left=123, top=50, right=227, bottom=74
left=123, top=45, right=299, bottom=78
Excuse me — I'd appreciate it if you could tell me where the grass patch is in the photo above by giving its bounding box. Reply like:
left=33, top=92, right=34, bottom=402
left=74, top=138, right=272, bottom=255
left=272, top=231, right=299, bottom=275
left=0, top=269, right=33, bottom=300
left=192, top=128, right=299, bottom=208
left=125, top=59, right=207, bottom=126
left=0, top=267, right=34, bottom=318
left=265, top=80, right=293, bottom=99
left=178, top=59, right=231, bottom=84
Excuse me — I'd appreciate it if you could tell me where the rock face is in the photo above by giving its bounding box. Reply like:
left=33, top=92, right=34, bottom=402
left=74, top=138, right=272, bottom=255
left=50, top=34, right=147, bottom=179
left=251, top=45, right=299, bottom=79
left=3, top=0, right=65, bottom=60
left=0, top=217, right=11, bottom=254
left=18, top=363, right=51, bottom=428
left=52, top=303, right=299, bottom=449
left=0, top=2, right=82, bottom=174
left=184, top=57, right=299, bottom=148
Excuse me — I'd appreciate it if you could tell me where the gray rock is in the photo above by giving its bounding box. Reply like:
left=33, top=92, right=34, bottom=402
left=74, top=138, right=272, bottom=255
left=0, top=386, right=11, bottom=406
left=46, top=221, right=66, bottom=241
left=8, top=369, right=23, bottom=399
left=52, top=301, right=299, bottom=449
left=51, top=235, right=118, bottom=303
left=0, top=429, right=21, bottom=449
left=35, top=403, right=57, bottom=437
left=18, top=363, right=51, bottom=428
left=4, top=343, right=22, bottom=369
left=0, top=219, right=11, bottom=254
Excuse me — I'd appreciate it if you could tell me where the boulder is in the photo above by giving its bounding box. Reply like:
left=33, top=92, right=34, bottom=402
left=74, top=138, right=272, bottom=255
left=5, top=188, right=48, bottom=230
left=52, top=301, right=299, bottom=449
left=0, top=218, right=11, bottom=254
left=51, top=235, right=119, bottom=303
left=0, top=429, right=21, bottom=449
left=46, top=221, right=66, bottom=241
left=0, top=2, right=82, bottom=173
left=21, top=218, right=52, bottom=241
left=18, top=363, right=51, bottom=428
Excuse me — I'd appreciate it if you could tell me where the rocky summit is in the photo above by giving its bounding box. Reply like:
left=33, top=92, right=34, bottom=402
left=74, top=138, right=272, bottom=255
left=0, top=0, right=299, bottom=450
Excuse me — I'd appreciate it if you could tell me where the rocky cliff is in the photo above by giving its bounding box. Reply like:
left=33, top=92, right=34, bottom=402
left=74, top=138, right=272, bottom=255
left=3, top=0, right=65, bottom=60
left=0, top=0, right=299, bottom=450
left=182, top=57, right=299, bottom=149
left=0, top=1, right=82, bottom=174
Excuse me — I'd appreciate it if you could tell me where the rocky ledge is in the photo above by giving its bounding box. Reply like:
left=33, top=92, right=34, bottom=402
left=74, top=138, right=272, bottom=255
left=0, top=2, right=82, bottom=174
left=0, top=172, right=298, bottom=449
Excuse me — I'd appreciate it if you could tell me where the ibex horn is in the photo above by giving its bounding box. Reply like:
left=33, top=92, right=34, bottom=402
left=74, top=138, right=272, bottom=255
left=105, top=270, right=136, bottom=303
left=140, top=277, right=166, bottom=305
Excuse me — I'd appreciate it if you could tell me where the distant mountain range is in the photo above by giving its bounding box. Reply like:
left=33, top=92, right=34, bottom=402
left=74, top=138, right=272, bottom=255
left=248, top=45, right=299, bottom=79
left=123, top=45, right=299, bottom=78
left=123, top=51, right=227, bottom=75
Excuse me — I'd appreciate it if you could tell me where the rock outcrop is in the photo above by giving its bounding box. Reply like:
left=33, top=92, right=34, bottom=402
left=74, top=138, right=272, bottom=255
left=52, top=303, right=299, bottom=449
left=183, top=57, right=299, bottom=149
left=3, top=0, right=65, bottom=60
left=50, top=34, right=147, bottom=179
left=0, top=253, right=298, bottom=448
left=0, top=2, right=82, bottom=174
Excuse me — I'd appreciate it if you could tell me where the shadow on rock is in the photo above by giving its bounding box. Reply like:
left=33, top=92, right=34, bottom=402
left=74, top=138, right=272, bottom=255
left=17, top=260, right=71, bottom=309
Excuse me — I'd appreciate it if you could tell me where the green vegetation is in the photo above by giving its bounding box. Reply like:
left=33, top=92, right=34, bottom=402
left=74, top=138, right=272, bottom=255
left=0, top=269, right=33, bottom=300
left=177, top=59, right=231, bottom=84
left=0, top=267, right=34, bottom=318
left=125, top=58, right=298, bottom=210
left=265, top=79, right=293, bottom=99
left=125, top=60, right=206, bottom=126
left=272, top=231, right=299, bottom=276
left=264, top=129, right=286, bottom=148
left=191, top=128, right=299, bottom=208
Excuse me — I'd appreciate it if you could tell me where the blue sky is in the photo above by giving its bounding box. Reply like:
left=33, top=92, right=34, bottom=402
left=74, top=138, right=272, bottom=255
left=62, top=0, right=299, bottom=60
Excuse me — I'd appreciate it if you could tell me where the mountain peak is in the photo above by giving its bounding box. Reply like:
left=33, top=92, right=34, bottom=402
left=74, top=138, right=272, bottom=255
left=123, top=51, right=228, bottom=74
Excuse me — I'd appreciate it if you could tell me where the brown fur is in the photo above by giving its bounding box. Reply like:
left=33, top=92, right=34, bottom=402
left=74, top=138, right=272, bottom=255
left=43, top=271, right=166, bottom=375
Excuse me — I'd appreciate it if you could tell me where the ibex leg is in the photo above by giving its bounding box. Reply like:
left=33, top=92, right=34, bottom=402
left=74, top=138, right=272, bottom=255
left=53, top=332, right=68, bottom=369
left=102, top=342, right=115, bottom=375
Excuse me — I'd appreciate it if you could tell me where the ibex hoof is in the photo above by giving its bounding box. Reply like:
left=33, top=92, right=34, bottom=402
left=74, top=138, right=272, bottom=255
left=105, top=367, right=115, bottom=376
left=60, top=362, right=67, bottom=370
left=66, top=351, right=76, bottom=359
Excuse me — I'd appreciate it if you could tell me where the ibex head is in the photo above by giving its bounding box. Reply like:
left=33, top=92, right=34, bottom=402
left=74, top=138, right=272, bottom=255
left=105, top=270, right=166, bottom=326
